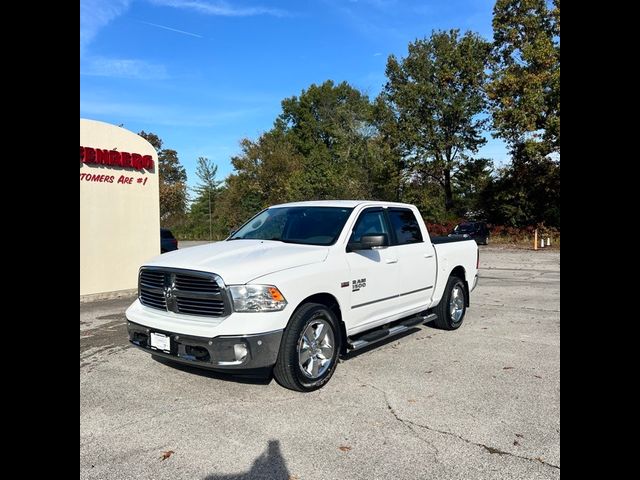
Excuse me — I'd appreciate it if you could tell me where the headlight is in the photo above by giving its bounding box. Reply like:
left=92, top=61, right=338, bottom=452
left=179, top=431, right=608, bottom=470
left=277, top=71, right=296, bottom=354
left=229, top=285, right=288, bottom=312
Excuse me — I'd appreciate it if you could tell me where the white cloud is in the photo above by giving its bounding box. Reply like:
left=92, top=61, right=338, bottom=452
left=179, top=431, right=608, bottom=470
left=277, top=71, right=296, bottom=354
left=80, top=95, right=259, bottom=127
left=80, top=0, right=286, bottom=56
left=148, top=0, right=290, bottom=17
left=81, top=57, right=169, bottom=79
left=80, top=0, right=132, bottom=55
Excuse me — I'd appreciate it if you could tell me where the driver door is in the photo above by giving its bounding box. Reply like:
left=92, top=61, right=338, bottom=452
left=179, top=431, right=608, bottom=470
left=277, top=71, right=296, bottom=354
left=344, top=208, right=400, bottom=333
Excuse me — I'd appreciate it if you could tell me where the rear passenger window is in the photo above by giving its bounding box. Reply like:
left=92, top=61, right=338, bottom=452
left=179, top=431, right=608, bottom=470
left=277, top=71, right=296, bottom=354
left=389, top=209, right=423, bottom=245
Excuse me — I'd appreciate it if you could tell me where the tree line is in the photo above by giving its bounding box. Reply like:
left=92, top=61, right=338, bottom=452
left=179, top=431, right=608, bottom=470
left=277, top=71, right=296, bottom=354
left=141, top=0, right=559, bottom=240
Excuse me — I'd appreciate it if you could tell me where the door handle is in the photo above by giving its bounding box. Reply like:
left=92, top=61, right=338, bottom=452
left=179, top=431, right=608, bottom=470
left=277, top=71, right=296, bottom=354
left=424, top=254, right=434, bottom=259
left=385, top=258, right=398, bottom=264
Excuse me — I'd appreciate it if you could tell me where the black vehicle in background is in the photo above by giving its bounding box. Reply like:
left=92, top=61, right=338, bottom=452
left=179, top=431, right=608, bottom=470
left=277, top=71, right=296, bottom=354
left=449, top=221, right=490, bottom=245
left=161, top=228, right=178, bottom=253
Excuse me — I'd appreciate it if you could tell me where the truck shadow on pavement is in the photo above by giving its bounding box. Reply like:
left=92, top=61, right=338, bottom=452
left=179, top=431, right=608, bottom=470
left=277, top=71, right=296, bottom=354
left=151, top=355, right=273, bottom=385
left=204, top=440, right=291, bottom=480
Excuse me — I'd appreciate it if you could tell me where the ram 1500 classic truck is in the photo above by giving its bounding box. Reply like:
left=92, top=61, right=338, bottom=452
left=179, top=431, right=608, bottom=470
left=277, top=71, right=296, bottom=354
left=126, top=200, right=479, bottom=391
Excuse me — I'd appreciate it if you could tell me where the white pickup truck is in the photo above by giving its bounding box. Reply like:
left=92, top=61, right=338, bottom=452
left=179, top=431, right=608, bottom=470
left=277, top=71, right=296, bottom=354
left=126, top=200, right=479, bottom=391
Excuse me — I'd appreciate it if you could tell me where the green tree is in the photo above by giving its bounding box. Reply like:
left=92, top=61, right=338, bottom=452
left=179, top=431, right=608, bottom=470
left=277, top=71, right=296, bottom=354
left=369, top=95, right=407, bottom=202
left=193, top=157, right=221, bottom=198
left=188, top=157, right=222, bottom=240
left=138, top=131, right=188, bottom=226
left=213, top=130, right=304, bottom=235
left=453, top=157, right=494, bottom=218
left=482, top=156, right=559, bottom=227
left=488, top=0, right=560, bottom=154
left=217, top=80, right=390, bottom=231
left=275, top=80, right=378, bottom=200
left=486, top=0, right=560, bottom=227
left=383, top=30, right=492, bottom=211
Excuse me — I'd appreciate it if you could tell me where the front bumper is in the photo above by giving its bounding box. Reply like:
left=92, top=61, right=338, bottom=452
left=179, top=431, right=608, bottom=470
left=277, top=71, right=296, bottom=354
left=127, top=320, right=283, bottom=371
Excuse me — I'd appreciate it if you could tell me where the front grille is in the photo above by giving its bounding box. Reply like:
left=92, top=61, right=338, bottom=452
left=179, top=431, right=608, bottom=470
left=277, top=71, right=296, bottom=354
left=138, top=267, right=229, bottom=317
left=139, top=270, right=166, bottom=310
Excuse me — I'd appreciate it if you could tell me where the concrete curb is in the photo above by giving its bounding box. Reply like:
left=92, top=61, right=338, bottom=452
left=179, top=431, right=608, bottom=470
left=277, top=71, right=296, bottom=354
left=80, top=289, right=137, bottom=303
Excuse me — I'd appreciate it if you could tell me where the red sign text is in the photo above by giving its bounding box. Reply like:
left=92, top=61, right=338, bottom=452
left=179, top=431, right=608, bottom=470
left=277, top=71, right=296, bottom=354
left=80, top=146, right=154, bottom=171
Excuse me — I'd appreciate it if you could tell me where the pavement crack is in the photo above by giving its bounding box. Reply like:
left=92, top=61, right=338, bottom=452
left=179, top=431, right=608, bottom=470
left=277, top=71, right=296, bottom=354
left=364, top=383, right=559, bottom=471
left=364, top=383, right=439, bottom=457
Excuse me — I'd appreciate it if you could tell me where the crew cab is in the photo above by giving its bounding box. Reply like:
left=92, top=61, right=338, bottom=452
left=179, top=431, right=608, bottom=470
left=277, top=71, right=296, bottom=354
left=126, top=201, right=479, bottom=391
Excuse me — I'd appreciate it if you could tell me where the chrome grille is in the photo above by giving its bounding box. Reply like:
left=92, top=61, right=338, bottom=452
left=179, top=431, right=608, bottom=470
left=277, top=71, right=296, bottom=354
left=138, top=267, right=229, bottom=317
left=139, top=270, right=166, bottom=310
left=175, top=274, right=221, bottom=293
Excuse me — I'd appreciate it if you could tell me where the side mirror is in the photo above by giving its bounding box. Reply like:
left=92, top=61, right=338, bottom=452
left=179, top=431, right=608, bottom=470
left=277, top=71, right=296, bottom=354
left=348, top=234, right=389, bottom=251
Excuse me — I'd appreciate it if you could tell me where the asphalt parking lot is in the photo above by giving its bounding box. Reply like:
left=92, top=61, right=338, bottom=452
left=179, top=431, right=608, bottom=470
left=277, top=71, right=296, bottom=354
left=80, top=246, right=560, bottom=479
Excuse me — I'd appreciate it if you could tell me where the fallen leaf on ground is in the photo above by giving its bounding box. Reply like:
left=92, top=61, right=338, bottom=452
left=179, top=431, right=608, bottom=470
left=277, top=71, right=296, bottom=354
left=503, top=366, right=514, bottom=370
left=338, top=446, right=352, bottom=452
left=160, top=451, right=175, bottom=461
left=288, top=475, right=300, bottom=480
left=513, top=440, right=520, bottom=446
left=533, top=375, right=542, bottom=379
left=408, top=399, right=416, bottom=403
left=515, top=433, right=524, bottom=438
left=425, top=370, right=433, bottom=374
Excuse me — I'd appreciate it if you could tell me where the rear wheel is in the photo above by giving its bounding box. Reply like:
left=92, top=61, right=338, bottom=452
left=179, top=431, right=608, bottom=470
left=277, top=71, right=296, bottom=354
left=433, top=276, right=467, bottom=330
left=273, top=303, right=341, bottom=392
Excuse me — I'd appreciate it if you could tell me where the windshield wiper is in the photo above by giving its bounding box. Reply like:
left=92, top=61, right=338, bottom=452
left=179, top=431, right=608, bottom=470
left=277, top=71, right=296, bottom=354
left=267, top=237, right=294, bottom=243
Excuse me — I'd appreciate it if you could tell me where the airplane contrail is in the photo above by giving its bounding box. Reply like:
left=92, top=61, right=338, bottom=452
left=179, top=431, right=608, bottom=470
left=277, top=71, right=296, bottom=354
left=138, top=20, right=203, bottom=38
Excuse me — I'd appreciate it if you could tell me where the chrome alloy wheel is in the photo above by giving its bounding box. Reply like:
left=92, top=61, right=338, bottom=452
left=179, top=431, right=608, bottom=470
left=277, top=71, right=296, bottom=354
left=449, top=285, right=465, bottom=322
left=298, top=318, right=335, bottom=379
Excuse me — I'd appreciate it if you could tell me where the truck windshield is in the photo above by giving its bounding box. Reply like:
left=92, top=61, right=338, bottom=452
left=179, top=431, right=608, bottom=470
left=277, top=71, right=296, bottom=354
left=229, top=207, right=354, bottom=246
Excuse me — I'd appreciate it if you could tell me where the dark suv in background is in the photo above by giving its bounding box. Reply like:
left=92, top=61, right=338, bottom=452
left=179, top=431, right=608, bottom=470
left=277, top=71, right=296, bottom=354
left=449, top=221, right=490, bottom=245
left=161, top=228, right=178, bottom=253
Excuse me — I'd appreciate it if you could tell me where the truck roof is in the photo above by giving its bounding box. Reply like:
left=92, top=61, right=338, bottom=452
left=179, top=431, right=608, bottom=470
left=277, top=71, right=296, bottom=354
left=270, top=200, right=416, bottom=209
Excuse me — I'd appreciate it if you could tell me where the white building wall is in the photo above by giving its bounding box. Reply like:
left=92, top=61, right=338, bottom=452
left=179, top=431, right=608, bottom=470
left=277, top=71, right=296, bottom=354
left=80, top=119, right=160, bottom=296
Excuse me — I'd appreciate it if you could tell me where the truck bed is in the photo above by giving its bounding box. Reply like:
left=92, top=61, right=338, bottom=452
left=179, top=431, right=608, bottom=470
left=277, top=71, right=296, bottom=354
left=430, top=237, right=478, bottom=304
left=431, top=236, right=472, bottom=244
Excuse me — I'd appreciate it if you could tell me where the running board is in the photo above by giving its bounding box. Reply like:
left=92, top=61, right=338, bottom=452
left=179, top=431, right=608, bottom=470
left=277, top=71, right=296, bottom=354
left=347, top=313, right=437, bottom=351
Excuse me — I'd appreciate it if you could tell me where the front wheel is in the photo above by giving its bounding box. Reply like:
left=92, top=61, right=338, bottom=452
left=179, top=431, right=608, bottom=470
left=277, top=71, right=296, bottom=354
left=433, top=276, right=467, bottom=330
left=273, top=303, right=341, bottom=392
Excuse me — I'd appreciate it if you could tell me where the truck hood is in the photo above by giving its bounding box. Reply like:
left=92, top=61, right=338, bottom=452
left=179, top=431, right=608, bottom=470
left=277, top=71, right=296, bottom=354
left=145, top=240, right=329, bottom=285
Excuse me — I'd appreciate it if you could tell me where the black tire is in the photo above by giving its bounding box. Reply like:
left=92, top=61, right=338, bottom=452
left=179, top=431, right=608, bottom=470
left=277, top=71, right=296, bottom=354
left=433, top=276, right=467, bottom=330
left=273, top=303, right=341, bottom=392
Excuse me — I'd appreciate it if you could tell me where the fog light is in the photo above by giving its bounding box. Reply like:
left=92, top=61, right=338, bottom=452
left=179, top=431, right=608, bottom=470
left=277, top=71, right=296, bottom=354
left=234, top=343, right=248, bottom=362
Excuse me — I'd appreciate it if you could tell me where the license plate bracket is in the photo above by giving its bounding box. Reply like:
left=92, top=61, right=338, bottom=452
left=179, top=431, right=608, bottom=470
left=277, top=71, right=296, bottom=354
left=150, top=332, right=170, bottom=353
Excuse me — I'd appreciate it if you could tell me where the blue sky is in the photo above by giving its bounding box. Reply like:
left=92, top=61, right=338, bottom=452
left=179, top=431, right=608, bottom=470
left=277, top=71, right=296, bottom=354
left=80, top=0, right=507, bottom=190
